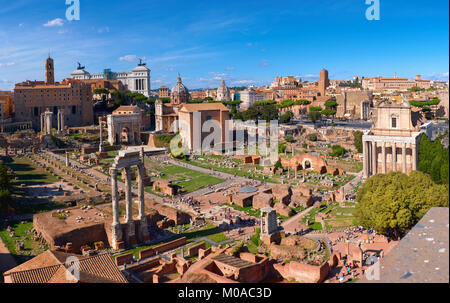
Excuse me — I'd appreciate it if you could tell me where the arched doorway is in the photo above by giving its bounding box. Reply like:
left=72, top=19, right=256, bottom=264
left=121, top=127, right=130, bottom=144
left=303, top=160, right=312, bottom=170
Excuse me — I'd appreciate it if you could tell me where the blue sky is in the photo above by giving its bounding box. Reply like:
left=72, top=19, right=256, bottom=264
left=0, top=0, right=448, bottom=90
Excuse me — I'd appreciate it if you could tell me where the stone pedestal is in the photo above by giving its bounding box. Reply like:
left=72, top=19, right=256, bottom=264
left=111, top=223, right=124, bottom=250
left=126, top=222, right=137, bottom=247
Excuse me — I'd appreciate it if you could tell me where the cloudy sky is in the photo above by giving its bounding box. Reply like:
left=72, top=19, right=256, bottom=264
left=0, top=0, right=448, bottom=90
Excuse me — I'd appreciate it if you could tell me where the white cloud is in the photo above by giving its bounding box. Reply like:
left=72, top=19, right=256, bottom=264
left=224, top=67, right=235, bottom=71
left=57, top=29, right=68, bottom=35
left=259, top=59, right=269, bottom=67
left=43, top=18, right=64, bottom=27
left=426, top=72, right=449, bottom=81
left=18, top=23, right=24, bottom=28
left=97, top=27, right=110, bottom=34
left=0, top=62, right=16, bottom=68
left=119, top=55, right=145, bottom=62
left=303, top=74, right=319, bottom=79
left=231, top=79, right=257, bottom=85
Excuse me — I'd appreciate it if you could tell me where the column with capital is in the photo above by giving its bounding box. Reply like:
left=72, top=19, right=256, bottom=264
left=124, top=167, right=136, bottom=247
left=381, top=141, right=386, bottom=174
left=402, top=142, right=407, bottom=174
left=137, top=163, right=150, bottom=243
left=110, top=168, right=123, bottom=250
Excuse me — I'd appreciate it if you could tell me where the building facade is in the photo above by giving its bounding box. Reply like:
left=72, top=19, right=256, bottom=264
left=14, top=56, right=94, bottom=131
left=362, top=100, right=423, bottom=179
left=361, top=74, right=432, bottom=91
left=70, top=61, right=151, bottom=97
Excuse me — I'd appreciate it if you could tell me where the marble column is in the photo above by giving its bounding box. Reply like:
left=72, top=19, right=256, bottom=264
left=363, top=139, right=369, bottom=179
left=110, top=168, right=122, bottom=250
left=137, top=164, right=150, bottom=243
left=57, top=110, right=61, bottom=134
left=381, top=141, right=386, bottom=174
left=412, top=144, right=417, bottom=171
left=60, top=109, right=64, bottom=133
left=124, top=167, right=136, bottom=246
left=371, top=141, right=377, bottom=175
left=402, top=142, right=407, bottom=174
left=40, top=114, right=44, bottom=134
left=392, top=142, right=397, bottom=172
left=65, top=152, right=70, bottom=167
left=99, top=121, right=104, bottom=152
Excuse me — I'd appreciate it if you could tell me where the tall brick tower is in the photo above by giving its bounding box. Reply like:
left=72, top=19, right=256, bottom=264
left=45, top=56, right=55, bottom=85
left=318, top=68, right=329, bottom=96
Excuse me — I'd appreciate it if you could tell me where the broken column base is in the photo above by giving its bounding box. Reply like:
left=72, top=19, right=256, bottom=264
left=111, top=223, right=124, bottom=250
left=126, top=222, right=137, bottom=248
left=261, top=231, right=284, bottom=246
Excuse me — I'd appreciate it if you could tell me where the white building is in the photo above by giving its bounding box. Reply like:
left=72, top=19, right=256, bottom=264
left=70, top=61, right=151, bottom=97
left=239, top=89, right=266, bottom=110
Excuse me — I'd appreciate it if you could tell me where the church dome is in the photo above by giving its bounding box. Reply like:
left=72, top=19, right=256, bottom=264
left=170, top=74, right=190, bottom=104
left=216, top=80, right=231, bottom=101
left=171, top=74, right=189, bottom=94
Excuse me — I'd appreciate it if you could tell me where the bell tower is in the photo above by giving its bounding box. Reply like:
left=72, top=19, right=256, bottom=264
left=45, top=56, right=55, bottom=85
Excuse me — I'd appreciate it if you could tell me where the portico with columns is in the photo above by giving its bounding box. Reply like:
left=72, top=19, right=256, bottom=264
left=362, top=99, right=422, bottom=179
left=362, top=134, right=419, bottom=179
left=110, top=150, right=150, bottom=250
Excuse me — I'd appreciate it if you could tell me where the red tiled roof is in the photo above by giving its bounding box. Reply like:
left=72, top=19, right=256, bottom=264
left=4, top=251, right=128, bottom=283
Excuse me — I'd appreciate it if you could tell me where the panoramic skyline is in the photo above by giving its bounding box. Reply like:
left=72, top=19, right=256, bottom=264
left=0, top=0, right=449, bottom=90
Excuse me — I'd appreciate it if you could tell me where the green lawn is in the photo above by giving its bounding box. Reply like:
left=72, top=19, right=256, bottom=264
left=0, top=220, right=48, bottom=264
left=116, top=222, right=228, bottom=259
left=226, top=204, right=261, bottom=218
left=149, top=164, right=224, bottom=194
left=6, top=157, right=58, bottom=186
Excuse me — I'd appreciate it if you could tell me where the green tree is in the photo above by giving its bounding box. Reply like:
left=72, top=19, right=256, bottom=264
left=285, top=135, right=295, bottom=143
left=241, top=107, right=259, bottom=121
left=308, top=133, right=317, bottom=142
left=324, top=100, right=338, bottom=108
left=308, top=111, right=322, bottom=123
left=259, top=104, right=279, bottom=121
left=353, top=131, right=363, bottom=153
left=329, top=145, right=346, bottom=157
left=418, top=134, right=449, bottom=185
left=355, top=171, right=449, bottom=239
left=321, top=109, right=336, bottom=117
left=280, top=111, right=294, bottom=123
left=0, top=164, right=12, bottom=191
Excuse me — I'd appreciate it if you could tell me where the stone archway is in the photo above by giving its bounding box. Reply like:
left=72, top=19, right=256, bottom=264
left=121, top=127, right=131, bottom=144
left=303, top=159, right=312, bottom=170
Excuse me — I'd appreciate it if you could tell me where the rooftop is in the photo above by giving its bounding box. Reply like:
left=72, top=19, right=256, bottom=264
left=212, top=253, right=255, bottom=269
left=4, top=250, right=128, bottom=283
left=361, top=207, right=449, bottom=283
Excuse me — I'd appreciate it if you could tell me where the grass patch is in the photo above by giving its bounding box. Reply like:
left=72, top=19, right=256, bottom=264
left=0, top=220, right=48, bottom=264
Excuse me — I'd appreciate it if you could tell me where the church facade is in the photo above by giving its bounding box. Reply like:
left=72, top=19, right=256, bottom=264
left=362, top=100, right=424, bottom=179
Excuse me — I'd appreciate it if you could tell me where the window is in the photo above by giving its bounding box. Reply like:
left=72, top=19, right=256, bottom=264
left=391, top=116, right=398, bottom=129
left=72, top=106, right=76, bottom=114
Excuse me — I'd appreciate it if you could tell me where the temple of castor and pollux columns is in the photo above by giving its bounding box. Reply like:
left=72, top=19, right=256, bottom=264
left=362, top=99, right=426, bottom=179
left=110, top=149, right=150, bottom=249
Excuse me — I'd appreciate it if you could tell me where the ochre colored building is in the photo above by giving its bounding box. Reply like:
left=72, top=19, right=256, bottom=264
left=13, top=56, right=94, bottom=131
